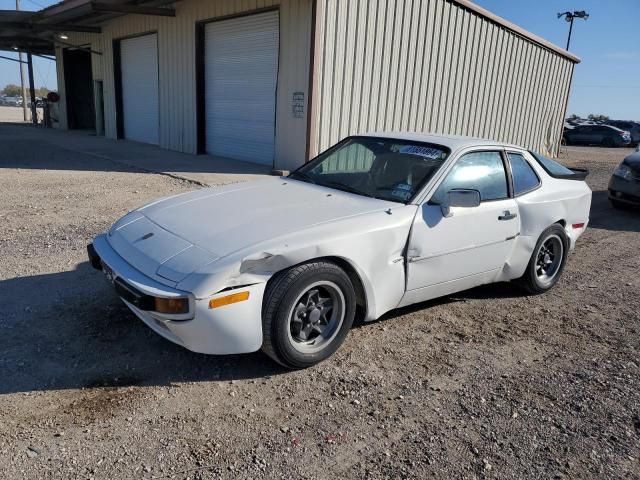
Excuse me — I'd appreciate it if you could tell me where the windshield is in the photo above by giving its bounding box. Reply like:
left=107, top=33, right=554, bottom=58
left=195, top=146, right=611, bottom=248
left=291, top=137, right=450, bottom=203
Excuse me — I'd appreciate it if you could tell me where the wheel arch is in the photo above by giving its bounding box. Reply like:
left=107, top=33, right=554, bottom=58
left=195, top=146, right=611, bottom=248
left=265, top=255, right=369, bottom=319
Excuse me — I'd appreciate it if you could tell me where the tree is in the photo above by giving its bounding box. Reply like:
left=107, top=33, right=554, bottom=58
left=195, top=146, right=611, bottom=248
left=1, top=84, right=52, bottom=100
left=567, top=114, right=580, bottom=121
left=587, top=114, right=610, bottom=124
left=35, top=86, right=50, bottom=97
left=2, top=84, right=23, bottom=97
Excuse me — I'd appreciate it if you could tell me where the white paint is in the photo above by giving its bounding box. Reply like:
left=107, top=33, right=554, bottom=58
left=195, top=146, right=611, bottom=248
left=120, top=33, right=160, bottom=145
left=91, top=133, right=592, bottom=356
left=205, top=11, right=279, bottom=165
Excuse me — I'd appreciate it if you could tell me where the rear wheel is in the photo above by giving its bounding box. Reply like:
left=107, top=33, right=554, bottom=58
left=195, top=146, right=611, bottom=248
left=262, top=261, right=356, bottom=369
left=519, top=225, right=569, bottom=294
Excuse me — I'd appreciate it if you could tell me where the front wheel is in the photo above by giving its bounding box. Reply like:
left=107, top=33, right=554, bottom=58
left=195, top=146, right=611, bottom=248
left=262, top=261, right=356, bottom=369
left=518, top=225, right=569, bottom=294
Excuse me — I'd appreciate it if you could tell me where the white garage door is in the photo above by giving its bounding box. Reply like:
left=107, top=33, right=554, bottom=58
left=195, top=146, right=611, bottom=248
left=120, top=34, right=159, bottom=145
left=205, top=11, right=279, bottom=165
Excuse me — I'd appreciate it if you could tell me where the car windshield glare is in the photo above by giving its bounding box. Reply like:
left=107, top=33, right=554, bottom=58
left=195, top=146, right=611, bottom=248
left=291, top=137, right=450, bottom=203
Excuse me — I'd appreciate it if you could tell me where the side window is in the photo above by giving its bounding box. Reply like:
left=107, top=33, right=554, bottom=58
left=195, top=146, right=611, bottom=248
left=508, top=152, right=540, bottom=195
left=431, top=151, right=508, bottom=204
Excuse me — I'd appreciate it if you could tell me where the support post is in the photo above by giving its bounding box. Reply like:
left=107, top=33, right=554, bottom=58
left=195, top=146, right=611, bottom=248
left=566, top=17, right=574, bottom=50
left=16, top=0, right=29, bottom=121
left=27, top=51, right=37, bottom=124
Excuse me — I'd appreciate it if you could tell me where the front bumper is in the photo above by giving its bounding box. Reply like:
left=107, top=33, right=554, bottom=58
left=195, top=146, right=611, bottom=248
left=89, top=234, right=266, bottom=355
left=609, top=175, right=640, bottom=206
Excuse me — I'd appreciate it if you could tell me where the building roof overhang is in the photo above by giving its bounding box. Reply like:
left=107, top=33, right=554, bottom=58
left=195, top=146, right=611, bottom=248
left=0, top=0, right=174, bottom=55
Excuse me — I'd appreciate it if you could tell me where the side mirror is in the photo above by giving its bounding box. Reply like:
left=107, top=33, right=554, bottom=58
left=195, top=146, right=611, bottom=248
left=441, top=189, right=481, bottom=217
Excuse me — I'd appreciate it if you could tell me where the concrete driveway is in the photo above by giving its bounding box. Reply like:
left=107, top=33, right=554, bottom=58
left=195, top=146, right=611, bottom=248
left=0, top=122, right=271, bottom=186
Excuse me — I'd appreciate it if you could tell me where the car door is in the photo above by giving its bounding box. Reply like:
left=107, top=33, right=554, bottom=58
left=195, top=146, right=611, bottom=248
left=571, top=126, right=592, bottom=144
left=405, top=148, right=520, bottom=294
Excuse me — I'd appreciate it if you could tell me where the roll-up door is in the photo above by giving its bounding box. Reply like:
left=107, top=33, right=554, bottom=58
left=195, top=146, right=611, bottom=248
left=205, top=11, right=279, bottom=165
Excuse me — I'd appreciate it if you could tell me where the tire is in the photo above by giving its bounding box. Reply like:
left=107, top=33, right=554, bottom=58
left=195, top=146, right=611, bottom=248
left=562, top=136, right=570, bottom=146
left=518, top=225, right=569, bottom=294
left=262, top=261, right=356, bottom=369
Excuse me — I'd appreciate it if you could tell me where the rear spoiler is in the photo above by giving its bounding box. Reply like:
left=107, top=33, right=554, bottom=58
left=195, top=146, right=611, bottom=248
left=564, top=167, right=589, bottom=181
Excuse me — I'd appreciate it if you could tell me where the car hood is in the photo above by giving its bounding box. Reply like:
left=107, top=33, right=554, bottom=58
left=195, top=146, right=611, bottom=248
left=108, top=178, right=397, bottom=284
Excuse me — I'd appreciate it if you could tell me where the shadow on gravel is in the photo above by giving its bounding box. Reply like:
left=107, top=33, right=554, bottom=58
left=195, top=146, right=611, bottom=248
left=589, top=190, right=640, bottom=233
left=0, top=262, right=286, bottom=395
left=364, top=281, right=526, bottom=328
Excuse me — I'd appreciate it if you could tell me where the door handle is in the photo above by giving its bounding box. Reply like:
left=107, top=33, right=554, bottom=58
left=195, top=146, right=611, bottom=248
left=498, top=211, right=518, bottom=221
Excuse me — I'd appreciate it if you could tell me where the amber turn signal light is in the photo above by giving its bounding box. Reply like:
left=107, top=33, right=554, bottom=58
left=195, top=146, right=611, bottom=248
left=154, top=297, right=190, bottom=314
left=209, top=291, right=250, bottom=309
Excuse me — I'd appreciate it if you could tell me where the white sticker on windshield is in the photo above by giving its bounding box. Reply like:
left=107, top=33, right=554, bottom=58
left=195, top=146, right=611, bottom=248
left=400, top=145, right=443, bottom=159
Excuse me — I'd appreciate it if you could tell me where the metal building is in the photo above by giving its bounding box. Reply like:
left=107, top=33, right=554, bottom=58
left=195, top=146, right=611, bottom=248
left=1, top=0, right=579, bottom=170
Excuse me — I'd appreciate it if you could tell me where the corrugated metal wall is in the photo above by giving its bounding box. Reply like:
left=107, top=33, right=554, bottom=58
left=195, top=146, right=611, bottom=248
left=312, top=0, right=575, bottom=158
left=56, top=0, right=312, bottom=170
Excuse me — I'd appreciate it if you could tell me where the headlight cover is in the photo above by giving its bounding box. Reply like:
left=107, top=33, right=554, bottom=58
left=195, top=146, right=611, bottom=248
left=613, top=163, right=634, bottom=180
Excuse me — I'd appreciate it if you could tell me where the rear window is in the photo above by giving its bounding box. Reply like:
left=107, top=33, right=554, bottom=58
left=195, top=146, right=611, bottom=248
left=530, top=151, right=575, bottom=176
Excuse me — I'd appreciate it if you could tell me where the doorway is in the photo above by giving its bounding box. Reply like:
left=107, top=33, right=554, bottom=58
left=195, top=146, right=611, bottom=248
left=63, top=49, right=95, bottom=130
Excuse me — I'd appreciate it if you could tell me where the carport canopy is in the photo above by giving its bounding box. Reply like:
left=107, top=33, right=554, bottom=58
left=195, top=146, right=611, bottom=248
left=0, top=0, right=176, bottom=55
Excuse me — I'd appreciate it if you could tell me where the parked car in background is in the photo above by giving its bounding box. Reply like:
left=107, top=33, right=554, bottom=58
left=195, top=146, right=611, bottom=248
left=609, top=148, right=640, bottom=208
left=3, top=96, right=23, bottom=107
left=607, top=120, right=640, bottom=146
left=563, top=124, right=632, bottom=147
left=88, top=133, right=592, bottom=368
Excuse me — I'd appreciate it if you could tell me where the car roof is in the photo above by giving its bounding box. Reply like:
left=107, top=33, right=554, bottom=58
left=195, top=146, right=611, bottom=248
left=358, top=131, right=523, bottom=151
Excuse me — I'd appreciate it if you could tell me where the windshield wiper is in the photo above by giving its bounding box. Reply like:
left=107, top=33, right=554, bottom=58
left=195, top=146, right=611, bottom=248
left=319, top=180, right=378, bottom=199
left=289, top=171, right=317, bottom=184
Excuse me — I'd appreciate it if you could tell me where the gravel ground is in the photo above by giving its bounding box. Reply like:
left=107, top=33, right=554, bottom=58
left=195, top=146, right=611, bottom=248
left=1, top=129, right=639, bottom=479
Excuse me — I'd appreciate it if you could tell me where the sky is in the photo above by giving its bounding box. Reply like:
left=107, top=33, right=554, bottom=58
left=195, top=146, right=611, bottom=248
left=472, top=0, right=639, bottom=120
left=1, top=0, right=638, bottom=120
left=0, top=0, right=58, bottom=91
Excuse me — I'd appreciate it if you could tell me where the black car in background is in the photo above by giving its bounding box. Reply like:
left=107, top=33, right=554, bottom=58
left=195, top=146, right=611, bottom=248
left=607, top=120, right=640, bottom=146
left=564, top=124, right=632, bottom=147
left=609, top=146, right=640, bottom=208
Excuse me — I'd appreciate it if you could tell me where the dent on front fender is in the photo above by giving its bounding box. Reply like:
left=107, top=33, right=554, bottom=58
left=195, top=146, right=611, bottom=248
left=179, top=207, right=417, bottom=321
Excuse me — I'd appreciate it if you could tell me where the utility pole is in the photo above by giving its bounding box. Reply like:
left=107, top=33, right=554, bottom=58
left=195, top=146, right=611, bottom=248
left=16, top=0, right=29, bottom=121
left=557, top=11, right=589, bottom=51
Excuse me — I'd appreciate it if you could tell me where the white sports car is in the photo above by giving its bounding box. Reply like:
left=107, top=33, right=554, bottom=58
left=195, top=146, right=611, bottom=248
left=88, top=133, right=591, bottom=368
